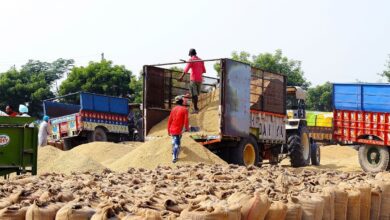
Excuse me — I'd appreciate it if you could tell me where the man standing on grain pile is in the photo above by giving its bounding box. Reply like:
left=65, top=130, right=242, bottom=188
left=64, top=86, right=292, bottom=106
left=168, top=96, right=189, bottom=163
left=38, top=116, right=50, bottom=147
left=179, top=48, right=206, bottom=114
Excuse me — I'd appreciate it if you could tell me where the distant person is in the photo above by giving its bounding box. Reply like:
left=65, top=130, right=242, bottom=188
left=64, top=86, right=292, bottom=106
left=0, top=110, right=8, bottom=116
left=38, top=116, right=50, bottom=147
left=5, top=105, right=18, bottom=117
left=167, top=96, right=189, bottom=163
left=179, top=48, right=206, bottom=114
left=18, top=104, right=30, bottom=117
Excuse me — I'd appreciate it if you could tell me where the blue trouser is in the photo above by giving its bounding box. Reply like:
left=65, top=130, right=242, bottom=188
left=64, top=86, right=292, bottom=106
left=172, top=135, right=182, bottom=160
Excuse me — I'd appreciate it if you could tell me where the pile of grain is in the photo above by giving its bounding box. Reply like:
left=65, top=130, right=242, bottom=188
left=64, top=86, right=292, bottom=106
left=108, top=135, right=227, bottom=171
left=2, top=164, right=389, bottom=219
left=147, top=89, right=220, bottom=138
left=70, top=141, right=141, bottom=166
left=38, top=146, right=106, bottom=175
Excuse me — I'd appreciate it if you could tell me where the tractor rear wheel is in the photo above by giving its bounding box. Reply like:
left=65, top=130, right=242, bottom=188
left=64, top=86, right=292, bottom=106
left=232, top=136, right=260, bottom=166
left=358, top=145, right=389, bottom=172
left=310, top=140, right=320, bottom=166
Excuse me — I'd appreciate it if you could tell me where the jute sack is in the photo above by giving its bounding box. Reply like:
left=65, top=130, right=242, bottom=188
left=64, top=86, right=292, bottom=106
left=376, top=180, right=390, bottom=220
left=298, top=195, right=324, bottom=220
left=179, top=203, right=241, bottom=220
left=264, top=201, right=287, bottom=220
left=370, top=187, right=381, bottom=220
left=26, top=202, right=63, bottom=220
left=227, top=191, right=271, bottom=220
left=0, top=200, right=12, bottom=210
left=0, top=205, right=28, bottom=220
left=321, top=187, right=335, bottom=220
left=55, top=203, right=95, bottom=220
left=285, top=201, right=302, bottom=220
left=334, top=187, right=348, bottom=220
left=356, top=184, right=371, bottom=220
left=121, top=209, right=162, bottom=220
left=91, top=203, right=118, bottom=220
left=346, top=190, right=361, bottom=220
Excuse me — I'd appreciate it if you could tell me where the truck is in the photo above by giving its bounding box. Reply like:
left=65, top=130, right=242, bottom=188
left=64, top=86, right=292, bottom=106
left=333, top=83, right=390, bottom=172
left=0, top=116, right=38, bottom=177
left=143, top=58, right=319, bottom=167
left=44, top=92, right=137, bottom=150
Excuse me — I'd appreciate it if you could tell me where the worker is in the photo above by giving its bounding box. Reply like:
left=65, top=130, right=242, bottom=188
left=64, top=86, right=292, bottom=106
left=5, top=105, right=18, bottom=117
left=179, top=48, right=206, bottom=114
left=167, top=96, right=189, bottom=163
left=38, top=115, right=50, bottom=147
left=18, top=104, right=30, bottom=117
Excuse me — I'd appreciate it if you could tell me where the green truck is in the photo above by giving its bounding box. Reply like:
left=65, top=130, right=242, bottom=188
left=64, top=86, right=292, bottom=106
left=0, top=116, right=38, bottom=177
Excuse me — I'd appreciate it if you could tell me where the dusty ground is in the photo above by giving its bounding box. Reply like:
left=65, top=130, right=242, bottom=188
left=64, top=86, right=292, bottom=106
left=281, top=144, right=361, bottom=172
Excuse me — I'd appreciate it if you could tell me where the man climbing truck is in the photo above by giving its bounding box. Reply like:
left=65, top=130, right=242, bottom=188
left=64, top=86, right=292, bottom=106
left=143, top=58, right=316, bottom=167
left=333, top=83, right=390, bottom=172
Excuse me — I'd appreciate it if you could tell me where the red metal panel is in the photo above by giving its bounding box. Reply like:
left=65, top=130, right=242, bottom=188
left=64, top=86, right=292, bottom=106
left=334, top=109, right=389, bottom=146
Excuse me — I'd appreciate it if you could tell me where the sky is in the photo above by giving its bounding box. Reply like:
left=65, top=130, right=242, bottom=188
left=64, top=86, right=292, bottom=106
left=0, top=0, right=389, bottom=86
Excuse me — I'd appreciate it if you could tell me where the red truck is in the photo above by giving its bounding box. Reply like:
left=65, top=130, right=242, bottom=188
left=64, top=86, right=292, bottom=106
left=333, top=83, right=390, bottom=172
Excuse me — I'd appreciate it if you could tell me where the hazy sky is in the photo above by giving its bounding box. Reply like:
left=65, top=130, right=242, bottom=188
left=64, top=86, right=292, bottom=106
left=0, top=0, right=389, bottom=86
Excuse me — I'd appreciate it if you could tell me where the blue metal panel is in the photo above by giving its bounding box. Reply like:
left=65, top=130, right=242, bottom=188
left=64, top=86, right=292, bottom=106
left=362, top=85, right=390, bottom=112
left=93, top=95, right=110, bottom=112
left=333, top=84, right=362, bottom=111
left=80, top=93, right=129, bottom=115
left=43, top=101, right=80, bottom=118
left=222, top=59, right=251, bottom=137
left=333, top=83, right=390, bottom=113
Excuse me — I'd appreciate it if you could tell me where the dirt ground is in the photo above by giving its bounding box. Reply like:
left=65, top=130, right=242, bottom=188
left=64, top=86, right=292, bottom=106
left=281, top=144, right=362, bottom=172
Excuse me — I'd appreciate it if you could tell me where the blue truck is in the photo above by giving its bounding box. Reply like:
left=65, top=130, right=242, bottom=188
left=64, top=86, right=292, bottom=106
left=44, top=92, right=140, bottom=150
left=333, top=83, right=390, bottom=172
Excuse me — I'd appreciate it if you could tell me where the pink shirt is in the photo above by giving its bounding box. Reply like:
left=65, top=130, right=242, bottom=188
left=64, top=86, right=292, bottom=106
left=183, top=56, right=206, bottom=82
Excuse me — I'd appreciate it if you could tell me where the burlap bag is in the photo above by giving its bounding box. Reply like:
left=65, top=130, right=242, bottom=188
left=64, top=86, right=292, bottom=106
left=179, top=203, right=241, bottom=220
left=370, top=188, right=381, bottom=220
left=321, top=187, right=335, bottom=220
left=356, top=184, right=371, bottom=220
left=299, top=195, right=324, bottom=220
left=26, top=202, right=63, bottom=220
left=285, top=201, right=302, bottom=220
left=0, top=205, right=28, bottom=220
left=346, top=190, right=361, bottom=220
left=334, top=187, right=348, bottom=220
left=264, top=201, right=287, bottom=220
left=227, top=192, right=271, bottom=220
left=55, top=203, right=96, bottom=220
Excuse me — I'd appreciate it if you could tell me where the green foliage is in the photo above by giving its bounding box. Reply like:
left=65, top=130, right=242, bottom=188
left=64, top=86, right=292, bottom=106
left=0, top=59, right=74, bottom=117
left=381, top=54, right=390, bottom=82
left=306, top=82, right=333, bottom=111
left=59, top=60, right=133, bottom=101
left=214, top=50, right=310, bottom=89
left=129, top=74, right=143, bottom=103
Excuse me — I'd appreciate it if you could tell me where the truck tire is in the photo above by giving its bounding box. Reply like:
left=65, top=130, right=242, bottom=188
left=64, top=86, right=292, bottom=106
left=310, top=140, right=320, bottom=166
left=89, top=127, right=108, bottom=142
left=358, top=145, right=389, bottom=172
left=233, top=136, right=260, bottom=166
left=288, top=134, right=310, bottom=167
left=63, top=139, right=72, bottom=151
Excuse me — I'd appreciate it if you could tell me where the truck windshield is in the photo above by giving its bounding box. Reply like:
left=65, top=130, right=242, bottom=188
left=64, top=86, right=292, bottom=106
left=286, top=93, right=298, bottom=110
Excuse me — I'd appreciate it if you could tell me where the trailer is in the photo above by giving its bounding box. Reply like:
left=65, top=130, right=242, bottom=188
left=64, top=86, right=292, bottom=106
left=44, top=92, right=137, bottom=150
left=143, top=58, right=316, bottom=167
left=0, top=116, right=38, bottom=177
left=306, top=111, right=333, bottom=144
left=333, top=83, right=390, bottom=172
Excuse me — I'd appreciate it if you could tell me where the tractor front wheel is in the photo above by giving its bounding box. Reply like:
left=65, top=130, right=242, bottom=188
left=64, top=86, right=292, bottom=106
left=232, top=136, right=260, bottom=166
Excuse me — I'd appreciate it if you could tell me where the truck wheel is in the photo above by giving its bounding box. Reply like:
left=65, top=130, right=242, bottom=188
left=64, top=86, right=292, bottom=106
left=288, top=134, right=310, bottom=167
left=63, top=139, right=72, bottom=151
left=233, top=136, right=259, bottom=166
left=358, top=145, right=389, bottom=172
left=89, top=127, right=108, bottom=142
left=310, top=140, right=320, bottom=166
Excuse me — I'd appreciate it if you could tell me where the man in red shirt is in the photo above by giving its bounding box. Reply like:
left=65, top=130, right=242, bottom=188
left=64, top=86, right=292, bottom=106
left=179, top=48, right=206, bottom=114
left=5, top=105, right=18, bottom=117
left=167, top=96, right=190, bottom=163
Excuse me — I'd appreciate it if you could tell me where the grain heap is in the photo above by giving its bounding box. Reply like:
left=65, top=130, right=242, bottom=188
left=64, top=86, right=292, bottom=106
left=108, top=135, right=227, bottom=171
left=1, top=164, right=389, bottom=219
left=148, top=88, right=220, bottom=138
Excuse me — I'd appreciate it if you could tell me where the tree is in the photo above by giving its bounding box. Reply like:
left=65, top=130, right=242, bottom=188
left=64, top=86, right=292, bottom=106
left=0, top=59, right=74, bottom=117
left=129, top=75, right=143, bottom=103
left=59, top=60, right=133, bottom=101
left=214, top=50, right=310, bottom=89
left=306, top=82, right=332, bottom=111
left=381, top=54, right=390, bottom=82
